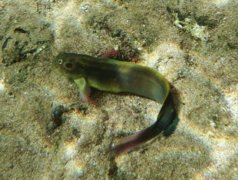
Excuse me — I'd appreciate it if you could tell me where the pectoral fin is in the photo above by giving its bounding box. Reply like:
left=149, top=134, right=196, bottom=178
left=74, top=77, right=91, bottom=103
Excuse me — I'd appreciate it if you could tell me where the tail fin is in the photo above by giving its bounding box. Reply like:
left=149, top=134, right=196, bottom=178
left=112, top=93, right=178, bottom=156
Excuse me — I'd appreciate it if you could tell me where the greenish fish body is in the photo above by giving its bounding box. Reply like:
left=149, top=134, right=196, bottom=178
left=55, top=52, right=177, bottom=155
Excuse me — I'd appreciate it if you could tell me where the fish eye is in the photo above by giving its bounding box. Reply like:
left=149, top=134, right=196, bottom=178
left=58, top=59, right=63, bottom=64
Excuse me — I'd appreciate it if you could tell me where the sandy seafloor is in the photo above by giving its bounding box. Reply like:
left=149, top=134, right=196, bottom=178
left=0, top=0, right=238, bottom=179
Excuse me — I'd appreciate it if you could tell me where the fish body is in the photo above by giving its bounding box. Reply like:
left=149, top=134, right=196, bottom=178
left=55, top=52, right=178, bottom=155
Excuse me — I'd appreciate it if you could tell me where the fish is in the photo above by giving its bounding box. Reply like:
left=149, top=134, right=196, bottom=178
left=54, top=52, right=178, bottom=155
